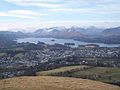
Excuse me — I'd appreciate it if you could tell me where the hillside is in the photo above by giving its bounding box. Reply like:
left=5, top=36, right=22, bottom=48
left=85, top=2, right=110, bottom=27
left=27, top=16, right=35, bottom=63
left=36, top=65, right=90, bottom=76
left=36, top=66, right=120, bottom=86
left=102, top=27, right=120, bottom=36
left=0, top=76, right=120, bottom=90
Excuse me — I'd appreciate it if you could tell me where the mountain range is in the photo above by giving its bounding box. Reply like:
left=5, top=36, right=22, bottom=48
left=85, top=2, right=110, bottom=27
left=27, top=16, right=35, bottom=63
left=33, top=26, right=120, bottom=44
left=0, top=26, right=120, bottom=44
left=34, top=26, right=103, bottom=37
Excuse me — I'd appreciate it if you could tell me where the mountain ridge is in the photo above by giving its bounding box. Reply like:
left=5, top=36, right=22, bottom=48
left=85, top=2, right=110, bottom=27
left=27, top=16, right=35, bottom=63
left=1, top=26, right=120, bottom=44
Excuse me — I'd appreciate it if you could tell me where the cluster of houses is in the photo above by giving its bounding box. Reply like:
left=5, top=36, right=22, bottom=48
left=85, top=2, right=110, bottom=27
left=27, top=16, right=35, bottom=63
left=0, top=43, right=120, bottom=78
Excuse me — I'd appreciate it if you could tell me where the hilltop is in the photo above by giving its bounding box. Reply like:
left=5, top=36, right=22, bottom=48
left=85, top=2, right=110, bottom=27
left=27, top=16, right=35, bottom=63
left=0, top=76, right=120, bottom=90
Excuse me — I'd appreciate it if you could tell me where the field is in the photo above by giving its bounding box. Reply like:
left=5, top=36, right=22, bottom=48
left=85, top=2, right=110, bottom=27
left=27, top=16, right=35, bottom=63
left=0, top=76, right=120, bottom=90
left=73, top=67, right=120, bottom=83
left=36, top=65, right=120, bottom=85
left=36, top=65, right=90, bottom=76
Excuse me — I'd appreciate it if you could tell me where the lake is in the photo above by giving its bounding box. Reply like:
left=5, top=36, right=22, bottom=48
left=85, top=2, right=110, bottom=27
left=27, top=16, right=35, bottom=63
left=16, top=37, right=120, bottom=47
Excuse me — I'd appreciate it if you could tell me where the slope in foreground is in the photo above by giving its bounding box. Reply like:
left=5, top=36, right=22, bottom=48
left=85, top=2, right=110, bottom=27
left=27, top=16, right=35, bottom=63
left=0, top=76, right=120, bottom=90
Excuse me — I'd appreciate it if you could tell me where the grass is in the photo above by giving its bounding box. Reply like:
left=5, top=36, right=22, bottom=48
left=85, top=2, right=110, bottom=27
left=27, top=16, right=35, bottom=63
left=71, top=67, right=120, bottom=83
left=0, top=76, right=120, bottom=90
left=0, top=65, right=120, bottom=90
left=36, top=65, right=90, bottom=76
left=36, top=65, right=120, bottom=85
left=74, top=67, right=120, bottom=75
left=0, top=53, right=7, bottom=57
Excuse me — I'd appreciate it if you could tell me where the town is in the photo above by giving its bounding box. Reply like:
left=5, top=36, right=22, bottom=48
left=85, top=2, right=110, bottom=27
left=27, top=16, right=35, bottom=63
left=0, top=42, right=120, bottom=79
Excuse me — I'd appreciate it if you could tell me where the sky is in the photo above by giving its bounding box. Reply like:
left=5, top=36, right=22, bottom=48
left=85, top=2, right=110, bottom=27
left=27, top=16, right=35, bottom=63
left=0, top=0, right=120, bottom=32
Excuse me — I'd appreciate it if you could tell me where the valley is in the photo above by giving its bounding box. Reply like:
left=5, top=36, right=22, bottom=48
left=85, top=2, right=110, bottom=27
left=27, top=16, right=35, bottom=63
left=1, top=0, right=120, bottom=90
left=0, top=26, right=120, bottom=89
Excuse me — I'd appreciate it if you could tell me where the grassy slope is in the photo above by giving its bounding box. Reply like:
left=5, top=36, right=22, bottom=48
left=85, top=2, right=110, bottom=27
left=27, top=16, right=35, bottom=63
left=36, top=65, right=89, bottom=76
left=36, top=66, right=120, bottom=84
left=0, top=76, right=120, bottom=90
left=73, top=67, right=120, bottom=82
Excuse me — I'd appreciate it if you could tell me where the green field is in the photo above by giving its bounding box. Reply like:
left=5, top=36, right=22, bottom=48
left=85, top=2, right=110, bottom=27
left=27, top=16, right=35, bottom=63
left=36, top=66, right=120, bottom=85
left=36, top=65, right=90, bottom=76
left=73, top=67, right=120, bottom=83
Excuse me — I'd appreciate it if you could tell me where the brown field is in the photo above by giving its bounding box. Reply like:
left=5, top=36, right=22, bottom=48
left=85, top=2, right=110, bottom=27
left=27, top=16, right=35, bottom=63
left=0, top=76, right=120, bottom=90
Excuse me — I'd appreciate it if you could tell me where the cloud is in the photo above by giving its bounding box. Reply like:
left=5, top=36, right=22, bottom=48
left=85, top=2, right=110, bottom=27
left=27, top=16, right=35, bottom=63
left=9, top=10, right=46, bottom=16
left=6, top=0, right=62, bottom=3
left=0, top=10, right=46, bottom=19
left=5, top=0, right=120, bottom=14
left=0, top=12, right=36, bottom=19
left=1, top=21, right=120, bottom=31
left=48, top=3, right=120, bottom=15
left=5, top=0, right=64, bottom=8
left=2, top=0, right=120, bottom=25
left=48, top=8, right=91, bottom=13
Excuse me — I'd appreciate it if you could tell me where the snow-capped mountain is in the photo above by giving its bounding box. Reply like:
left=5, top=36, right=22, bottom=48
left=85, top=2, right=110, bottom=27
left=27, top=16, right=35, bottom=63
left=34, top=26, right=84, bottom=38
left=33, top=26, right=103, bottom=38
